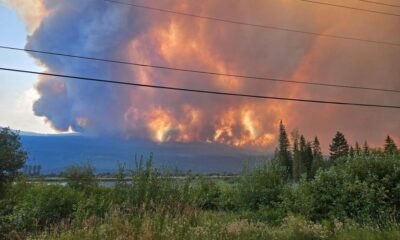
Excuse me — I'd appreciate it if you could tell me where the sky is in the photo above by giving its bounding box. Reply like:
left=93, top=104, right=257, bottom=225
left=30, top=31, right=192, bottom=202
left=0, top=0, right=400, bottom=152
left=0, top=2, right=55, bottom=133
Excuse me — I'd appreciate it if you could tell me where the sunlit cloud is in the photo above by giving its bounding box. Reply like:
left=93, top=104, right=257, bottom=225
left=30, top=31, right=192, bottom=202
left=2, top=0, right=48, bottom=33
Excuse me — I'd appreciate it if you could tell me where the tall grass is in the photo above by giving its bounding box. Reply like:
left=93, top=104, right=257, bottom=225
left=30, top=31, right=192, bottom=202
left=2, top=154, right=400, bottom=239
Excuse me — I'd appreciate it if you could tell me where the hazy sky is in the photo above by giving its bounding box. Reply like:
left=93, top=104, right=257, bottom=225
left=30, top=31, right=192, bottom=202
left=1, top=0, right=399, bottom=151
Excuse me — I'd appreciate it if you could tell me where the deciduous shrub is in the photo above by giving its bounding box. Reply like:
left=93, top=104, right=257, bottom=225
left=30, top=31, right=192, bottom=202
left=10, top=185, right=82, bottom=232
left=307, top=155, right=400, bottom=224
left=63, top=163, right=97, bottom=192
left=236, top=162, right=287, bottom=211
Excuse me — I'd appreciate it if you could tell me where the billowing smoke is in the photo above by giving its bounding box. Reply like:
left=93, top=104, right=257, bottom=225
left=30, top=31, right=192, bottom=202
left=6, top=0, right=400, bottom=151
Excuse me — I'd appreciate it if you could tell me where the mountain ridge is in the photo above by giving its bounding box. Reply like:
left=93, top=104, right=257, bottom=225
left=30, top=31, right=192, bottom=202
left=20, top=134, right=269, bottom=174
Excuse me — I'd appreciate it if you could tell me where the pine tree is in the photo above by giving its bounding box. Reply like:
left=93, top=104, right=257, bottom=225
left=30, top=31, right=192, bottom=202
left=304, top=142, right=314, bottom=179
left=292, top=132, right=301, bottom=180
left=311, top=136, right=324, bottom=178
left=384, top=136, right=398, bottom=155
left=298, top=135, right=312, bottom=179
left=300, top=135, right=306, bottom=154
left=312, top=137, right=323, bottom=160
left=355, top=141, right=362, bottom=156
left=329, top=131, right=349, bottom=162
left=292, top=134, right=314, bottom=180
left=363, top=141, right=370, bottom=156
left=349, top=146, right=355, bottom=158
left=277, top=121, right=292, bottom=177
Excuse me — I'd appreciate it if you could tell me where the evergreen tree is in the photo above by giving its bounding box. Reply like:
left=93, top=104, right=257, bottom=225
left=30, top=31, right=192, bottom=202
left=329, top=132, right=349, bottom=162
left=277, top=121, right=292, bottom=177
left=291, top=134, right=314, bottom=180
left=349, top=146, right=355, bottom=158
left=311, top=136, right=324, bottom=177
left=304, top=142, right=314, bottom=179
left=384, top=136, right=398, bottom=155
left=298, top=135, right=312, bottom=179
left=299, top=135, right=306, bottom=155
left=312, top=137, right=323, bottom=160
left=363, top=141, right=370, bottom=156
left=355, top=141, right=362, bottom=156
left=292, top=132, right=301, bottom=180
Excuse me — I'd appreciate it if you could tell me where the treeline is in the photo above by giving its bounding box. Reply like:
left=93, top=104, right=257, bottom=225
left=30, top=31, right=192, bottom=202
left=275, top=121, right=398, bottom=180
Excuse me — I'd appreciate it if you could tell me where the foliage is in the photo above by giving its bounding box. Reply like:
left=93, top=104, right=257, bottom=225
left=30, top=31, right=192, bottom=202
left=363, top=141, right=370, bottom=156
left=282, top=177, right=315, bottom=218
left=191, top=178, right=221, bottom=210
left=292, top=132, right=302, bottom=181
left=2, top=132, right=400, bottom=239
left=73, top=187, right=114, bottom=223
left=0, top=127, right=27, bottom=197
left=277, top=121, right=292, bottom=177
left=236, top=162, right=286, bottom=212
left=308, top=155, right=400, bottom=223
left=6, top=185, right=82, bottom=234
left=329, top=132, right=349, bottom=162
left=311, top=137, right=325, bottom=178
left=126, top=155, right=188, bottom=213
left=384, top=136, right=398, bottom=156
left=62, top=162, right=97, bottom=192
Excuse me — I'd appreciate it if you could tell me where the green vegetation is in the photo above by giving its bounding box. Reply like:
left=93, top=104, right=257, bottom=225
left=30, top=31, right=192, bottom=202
left=0, top=128, right=27, bottom=197
left=1, top=124, right=400, bottom=239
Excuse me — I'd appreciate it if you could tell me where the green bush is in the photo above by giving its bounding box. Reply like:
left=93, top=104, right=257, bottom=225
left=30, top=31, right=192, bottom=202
left=10, top=185, right=82, bottom=232
left=63, top=163, right=97, bottom=192
left=216, top=181, right=236, bottom=211
left=0, top=128, right=27, bottom=198
left=124, top=155, right=194, bottom=218
left=236, top=162, right=287, bottom=211
left=309, top=155, right=400, bottom=223
left=282, top=177, right=315, bottom=218
left=191, top=178, right=221, bottom=210
left=3, top=154, right=400, bottom=239
left=73, top=187, right=114, bottom=222
left=239, top=205, right=286, bottom=226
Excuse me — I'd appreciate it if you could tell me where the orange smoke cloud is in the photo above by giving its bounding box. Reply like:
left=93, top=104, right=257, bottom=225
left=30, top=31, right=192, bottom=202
left=8, top=0, right=400, bottom=151
left=116, top=1, right=305, bottom=147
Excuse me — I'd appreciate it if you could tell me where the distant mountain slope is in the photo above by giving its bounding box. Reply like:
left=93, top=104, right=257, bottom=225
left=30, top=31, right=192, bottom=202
left=20, top=135, right=268, bottom=174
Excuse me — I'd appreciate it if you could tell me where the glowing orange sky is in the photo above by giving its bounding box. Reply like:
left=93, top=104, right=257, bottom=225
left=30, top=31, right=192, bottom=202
left=6, top=0, right=400, bottom=151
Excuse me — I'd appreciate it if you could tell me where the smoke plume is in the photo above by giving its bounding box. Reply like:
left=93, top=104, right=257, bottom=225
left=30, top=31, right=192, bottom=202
left=6, top=0, right=400, bottom=151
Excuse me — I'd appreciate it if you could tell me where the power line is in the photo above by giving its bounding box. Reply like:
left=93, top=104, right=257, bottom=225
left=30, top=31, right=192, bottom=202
left=298, top=0, right=400, bottom=16
left=102, top=0, right=400, bottom=47
left=2, top=45, right=400, bottom=94
left=360, top=0, right=400, bottom=8
left=1, top=67, right=400, bottom=109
